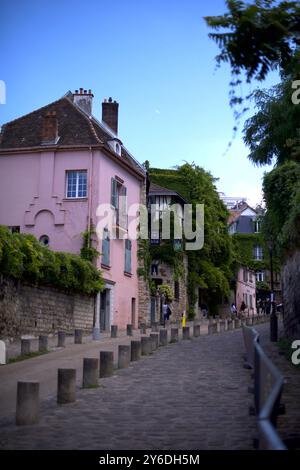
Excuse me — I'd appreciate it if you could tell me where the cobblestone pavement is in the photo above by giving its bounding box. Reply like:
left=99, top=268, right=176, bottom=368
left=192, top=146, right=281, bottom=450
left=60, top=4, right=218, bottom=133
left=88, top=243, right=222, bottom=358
left=0, top=322, right=208, bottom=419
left=0, top=323, right=258, bottom=450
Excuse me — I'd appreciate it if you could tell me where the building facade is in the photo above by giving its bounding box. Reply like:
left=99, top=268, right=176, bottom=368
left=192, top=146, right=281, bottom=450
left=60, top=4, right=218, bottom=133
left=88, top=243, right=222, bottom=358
left=0, top=89, right=146, bottom=333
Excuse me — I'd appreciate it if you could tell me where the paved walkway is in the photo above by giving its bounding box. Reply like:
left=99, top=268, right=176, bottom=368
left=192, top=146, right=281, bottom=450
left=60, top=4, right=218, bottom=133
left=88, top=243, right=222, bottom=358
left=0, top=323, right=257, bottom=450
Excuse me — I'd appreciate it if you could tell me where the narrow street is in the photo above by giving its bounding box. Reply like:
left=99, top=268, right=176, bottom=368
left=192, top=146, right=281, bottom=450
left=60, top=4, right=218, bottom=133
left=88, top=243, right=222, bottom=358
left=0, top=324, right=259, bottom=450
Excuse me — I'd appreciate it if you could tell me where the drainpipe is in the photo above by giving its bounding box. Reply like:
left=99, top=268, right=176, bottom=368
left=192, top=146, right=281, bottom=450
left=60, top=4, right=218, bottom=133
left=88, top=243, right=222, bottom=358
left=87, top=147, right=93, bottom=247
left=93, top=292, right=101, bottom=340
left=90, top=147, right=101, bottom=340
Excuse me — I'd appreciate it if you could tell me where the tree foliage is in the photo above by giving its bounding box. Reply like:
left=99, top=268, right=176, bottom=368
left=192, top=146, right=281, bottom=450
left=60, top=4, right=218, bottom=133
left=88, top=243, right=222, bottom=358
left=262, top=161, right=300, bottom=253
left=0, top=226, right=104, bottom=295
left=243, top=73, right=300, bottom=165
left=205, top=0, right=300, bottom=84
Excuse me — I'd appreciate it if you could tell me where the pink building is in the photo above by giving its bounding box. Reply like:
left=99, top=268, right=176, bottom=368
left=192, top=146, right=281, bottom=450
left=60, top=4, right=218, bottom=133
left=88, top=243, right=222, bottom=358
left=236, top=266, right=257, bottom=316
left=0, top=89, right=146, bottom=334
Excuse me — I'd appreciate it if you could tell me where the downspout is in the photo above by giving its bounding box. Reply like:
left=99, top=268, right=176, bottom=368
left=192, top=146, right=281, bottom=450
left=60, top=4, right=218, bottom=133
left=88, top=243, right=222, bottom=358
left=90, top=147, right=101, bottom=340
left=87, top=146, right=93, bottom=247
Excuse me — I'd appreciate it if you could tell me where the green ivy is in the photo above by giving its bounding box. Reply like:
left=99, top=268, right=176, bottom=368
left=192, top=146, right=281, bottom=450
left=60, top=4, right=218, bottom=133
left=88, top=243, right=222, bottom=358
left=80, top=226, right=100, bottom=263
left=149, top=163, right=234, bottom=317
left=0, top=226, right=104, bottom=295
left=263, top=161, right=300, bottom=255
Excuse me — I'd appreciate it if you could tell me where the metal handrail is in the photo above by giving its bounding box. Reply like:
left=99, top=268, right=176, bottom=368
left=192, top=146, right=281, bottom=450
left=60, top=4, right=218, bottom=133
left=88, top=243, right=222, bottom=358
left=242, top=326, right=287, bottom=450
left=258, top=419, right=287, bottom=450
left=242, top=324, right=259, bottom=369
left=254, top=341, right=284, bottom=422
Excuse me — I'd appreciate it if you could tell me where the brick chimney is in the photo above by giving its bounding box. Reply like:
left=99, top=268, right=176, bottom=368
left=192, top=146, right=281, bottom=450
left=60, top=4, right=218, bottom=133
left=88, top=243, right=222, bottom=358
left=102, top=97, right=119, bottom=135
left=42, top=111, right=58, bottom=144
left=73, top=88, right=94, bottom=115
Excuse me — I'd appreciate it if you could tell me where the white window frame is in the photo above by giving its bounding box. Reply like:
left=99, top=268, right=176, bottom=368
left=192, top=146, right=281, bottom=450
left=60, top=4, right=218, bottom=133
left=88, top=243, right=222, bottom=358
left=254, top=219, right=261, bottom=233
left=253, top=245, right=264, bottom=260
left=66, top=170, right=87, bottom=199
left=256, top=271, right=265, bottom=282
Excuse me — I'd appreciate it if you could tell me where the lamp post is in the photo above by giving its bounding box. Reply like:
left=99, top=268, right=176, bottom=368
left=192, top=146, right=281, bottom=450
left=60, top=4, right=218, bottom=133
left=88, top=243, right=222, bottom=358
left=267, top=241, right=278, bottom=342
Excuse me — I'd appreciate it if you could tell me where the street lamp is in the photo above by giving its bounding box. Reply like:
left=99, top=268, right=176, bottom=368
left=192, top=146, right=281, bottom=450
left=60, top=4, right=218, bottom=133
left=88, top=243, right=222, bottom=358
left=267, top=240, right=278, bottom=342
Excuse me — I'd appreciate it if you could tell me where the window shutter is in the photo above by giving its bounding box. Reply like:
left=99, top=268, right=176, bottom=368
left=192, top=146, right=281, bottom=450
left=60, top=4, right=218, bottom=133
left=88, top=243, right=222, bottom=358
left=111, top=178, right=118, bottom=208
left=119, top=185, right=127, bottom=229
left=102, top=229, right=110, bottom=265
left=125, top=239, right=132, bottom=273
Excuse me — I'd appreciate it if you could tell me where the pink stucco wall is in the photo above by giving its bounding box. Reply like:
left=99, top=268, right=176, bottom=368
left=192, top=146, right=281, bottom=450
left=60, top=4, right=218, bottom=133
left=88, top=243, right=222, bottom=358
left=0, top=148, right=142, bottom=330
left=236, top=266, right=257, bottom=316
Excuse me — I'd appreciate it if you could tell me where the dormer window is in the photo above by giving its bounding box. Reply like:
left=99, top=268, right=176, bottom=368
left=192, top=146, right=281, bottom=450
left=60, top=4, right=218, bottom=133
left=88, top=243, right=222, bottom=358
left=115, top=142, right=121, bottom=155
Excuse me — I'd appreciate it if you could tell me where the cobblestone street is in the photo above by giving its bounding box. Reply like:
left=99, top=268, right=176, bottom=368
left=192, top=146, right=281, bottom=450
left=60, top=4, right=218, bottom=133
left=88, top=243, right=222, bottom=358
left=0, top=324, right=262, bottom=450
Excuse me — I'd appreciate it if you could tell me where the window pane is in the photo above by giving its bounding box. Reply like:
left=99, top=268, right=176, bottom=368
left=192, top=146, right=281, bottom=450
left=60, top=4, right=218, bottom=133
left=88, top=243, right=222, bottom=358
left=67, top=171, right=77, bottom=198
left=66, top=170, right=87, bottom=198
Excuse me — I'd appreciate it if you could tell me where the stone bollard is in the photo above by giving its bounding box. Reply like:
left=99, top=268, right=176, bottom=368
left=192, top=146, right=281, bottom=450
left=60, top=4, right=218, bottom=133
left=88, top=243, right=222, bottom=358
left=57, top=369, right=76, bottom=404
left=150, top=333, right=159, bottom=351
left=208, top=323, right=217, bottom=334
left=126, top=324, right=133, bottom=336
left=118, top=345, right=131, bottom=369
left=16, top=381, right=39, bottom=425
left=193, top=324, right=200, bottom=337
left=208, top=317, right=214, bottom=325
left=0, top=340, right=6, bottom=365
left=131, top=340, right=141, bottom=361
left=57, top=331, right=66, bottom=348
left=21, top=339, right=31, bottom=355
left=99, top=351, right=114, bottom=378
left=111, top=325, right=118, bottom=338
left=219, top=320, right=226, bottom=332
left=183, top=326, right=190, bottom=340
left=151, top=322, right=159, bottom=332
left=141, top=337, right=152, bottom=355
left=232, top=319, right=238, bottom=329
left=227, top=319, right=233, bottom=331
left=140, top=323, right=146, bottom=334
left=74, top=329, right=83, bottom=344
left=38, top=335, right=48, bottom=352
left=170, top=328, right=179, bottom=343
left=82, top=358, right=99, bottom=388
left=159, top=329, right=168, bottom=347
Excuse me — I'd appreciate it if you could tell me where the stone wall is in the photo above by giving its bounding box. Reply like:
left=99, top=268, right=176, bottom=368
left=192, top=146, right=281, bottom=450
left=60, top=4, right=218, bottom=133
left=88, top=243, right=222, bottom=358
left=281, top=250, right=300, bottom=339
left=0, top=277, right=95, bottom=339
left=137, top=179, right=151, bottom=326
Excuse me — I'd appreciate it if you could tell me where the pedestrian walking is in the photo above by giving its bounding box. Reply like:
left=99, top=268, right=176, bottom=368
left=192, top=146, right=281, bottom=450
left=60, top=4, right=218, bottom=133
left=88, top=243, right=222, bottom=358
left=230, top=303, right=237, bottom=315
left=163, top=301, right=172, bottom=327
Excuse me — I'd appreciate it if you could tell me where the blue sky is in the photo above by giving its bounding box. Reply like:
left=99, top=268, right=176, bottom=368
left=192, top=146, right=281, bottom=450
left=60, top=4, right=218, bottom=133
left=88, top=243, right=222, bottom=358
left=0, top=0, right=278, bottom=206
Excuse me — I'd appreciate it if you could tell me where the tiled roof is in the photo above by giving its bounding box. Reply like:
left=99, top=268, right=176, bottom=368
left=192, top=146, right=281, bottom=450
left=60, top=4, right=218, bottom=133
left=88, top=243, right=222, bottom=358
left=228, top=202, right=257, bottom=225
left=149, top=183, right=187, bottom=202
left=0, top=92, right=145, bottom=178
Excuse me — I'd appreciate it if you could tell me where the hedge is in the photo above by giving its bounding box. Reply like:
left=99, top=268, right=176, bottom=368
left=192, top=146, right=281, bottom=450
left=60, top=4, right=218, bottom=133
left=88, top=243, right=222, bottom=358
left=0, top=226, right=104, bottom=295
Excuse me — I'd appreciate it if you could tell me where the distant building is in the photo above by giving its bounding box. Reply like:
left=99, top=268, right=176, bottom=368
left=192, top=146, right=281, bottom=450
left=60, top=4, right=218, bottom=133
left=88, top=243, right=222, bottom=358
left=227, top=200, right=281, bottom=312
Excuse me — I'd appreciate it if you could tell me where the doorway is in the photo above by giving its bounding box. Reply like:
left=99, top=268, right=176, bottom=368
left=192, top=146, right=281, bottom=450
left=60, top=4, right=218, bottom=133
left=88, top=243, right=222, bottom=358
left=100, top=289, right=110, bottom=332
left=131, top=298, right=136, bottom=328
